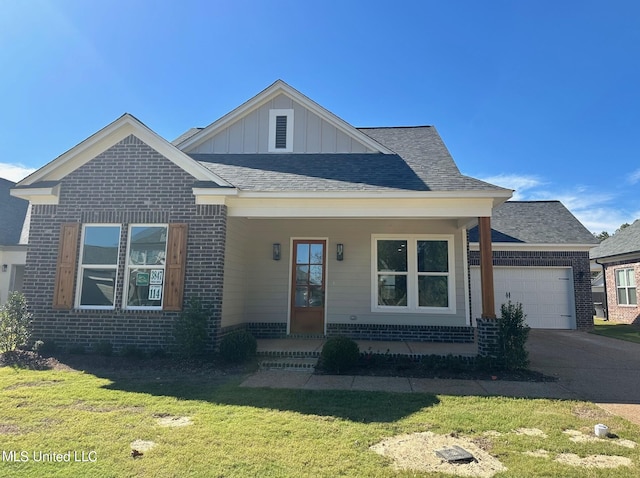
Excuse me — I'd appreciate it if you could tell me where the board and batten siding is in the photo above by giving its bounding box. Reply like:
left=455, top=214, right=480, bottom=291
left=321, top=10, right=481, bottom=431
left=186, top=93, right=376, bottom=154
left=225, top=218, right=468, bottom=328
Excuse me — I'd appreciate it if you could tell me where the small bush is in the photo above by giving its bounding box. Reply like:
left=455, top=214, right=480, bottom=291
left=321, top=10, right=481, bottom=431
left=218, top=330, right=257, bottom=363
left=173, top=298, right=209, bottom=357
left=497, top=300, right=530, bottom=370
left=319, top=336, right=360, bottom=374
left=0, top=292, right=33, bottom=353
left=93, top=341, right=113, bottom=356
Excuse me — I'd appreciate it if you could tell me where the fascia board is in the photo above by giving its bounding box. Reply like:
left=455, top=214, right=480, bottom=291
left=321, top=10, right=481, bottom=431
left=10, top=184, right=60, bottom=204
left=179, top=80, right=395, bottom=154
left=232, top=189, right=513, bottom=200
left=17, top=114, right=232, bottom=187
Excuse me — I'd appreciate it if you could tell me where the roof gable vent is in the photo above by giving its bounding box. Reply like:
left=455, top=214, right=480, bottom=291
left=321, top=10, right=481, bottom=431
left=269, top=109, right=293, bottom=152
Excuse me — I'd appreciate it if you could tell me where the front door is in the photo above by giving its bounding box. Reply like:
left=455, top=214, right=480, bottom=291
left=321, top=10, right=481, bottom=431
left=290, top=240, right=326, bottom=334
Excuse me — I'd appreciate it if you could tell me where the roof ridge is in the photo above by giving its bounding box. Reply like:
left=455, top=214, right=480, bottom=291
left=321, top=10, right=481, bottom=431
left=357, top=125, right=433, bottom=130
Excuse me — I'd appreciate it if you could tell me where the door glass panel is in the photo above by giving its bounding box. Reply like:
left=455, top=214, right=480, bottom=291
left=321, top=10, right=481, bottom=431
left=309, top=265, right=323, bottom=285
left=296, top=244, right=309, bottom=264
left=295, top=286, right=308, bottom=307
left=296, top=265, right=309, bottom=284
left=309, top=286, right=323, bottom=307
left=310, top=244, right=323, bottom=264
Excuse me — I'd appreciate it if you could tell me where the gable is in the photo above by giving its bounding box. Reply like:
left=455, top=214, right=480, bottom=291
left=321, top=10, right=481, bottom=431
left=178, top=80, right=392, bottom=155
left=12, top=114, right=233, bottom=204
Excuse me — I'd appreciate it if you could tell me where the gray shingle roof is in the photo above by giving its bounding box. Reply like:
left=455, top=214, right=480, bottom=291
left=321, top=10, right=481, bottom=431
left=189, top=127, right=512, bottom=193
left=468, top=201, right=599, bottom=245
left=590, top=219, right=640, bottom=259
left=0, top=178, right=29, bottom=245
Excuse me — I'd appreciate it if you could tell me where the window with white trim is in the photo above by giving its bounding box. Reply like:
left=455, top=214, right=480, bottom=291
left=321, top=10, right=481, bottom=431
left=373, top=235, right=455, bottom=313
left=76, top=225, right=121, bottom=309
left=268, top=109, right=294, bottom=152
left=615, top=268, right=637, bottom=305
left=124, top=225, right=168, bottom=309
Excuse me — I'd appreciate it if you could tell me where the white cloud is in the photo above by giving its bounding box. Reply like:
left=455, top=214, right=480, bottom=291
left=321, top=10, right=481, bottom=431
left=0, top=163, right=36, bottom=182
left=478, top=173, right=638, bottom=234
left=629, top=168, right=640, bottom=185
left=479, top=174, right=543, bottom=200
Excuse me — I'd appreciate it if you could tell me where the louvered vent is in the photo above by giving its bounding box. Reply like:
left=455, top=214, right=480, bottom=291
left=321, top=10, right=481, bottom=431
left=275, top=115, right=287, bottom=149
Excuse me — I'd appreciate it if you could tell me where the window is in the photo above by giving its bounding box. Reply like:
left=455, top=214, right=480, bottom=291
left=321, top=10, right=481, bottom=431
left=268, top=109, right=293, bottom=152
left=125, top=225, right=168, bottom=309
left=373, top=235, right=455, bottom=313
left=77, top=225, right=121, bottom=309
left=615, top=268, right=637, bottom=305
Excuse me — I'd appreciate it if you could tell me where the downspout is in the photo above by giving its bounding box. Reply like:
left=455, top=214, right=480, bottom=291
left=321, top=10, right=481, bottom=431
left=595, top=259, right=608, bottom=320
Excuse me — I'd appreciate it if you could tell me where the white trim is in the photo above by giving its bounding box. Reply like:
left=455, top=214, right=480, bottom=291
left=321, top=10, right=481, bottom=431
left=268, top=109, right=294, bottom=152
left=10, top=184, right=61, bottom=205
left=462, top=228, right=471, bottom=325
left=16, top=114, right=233, bottom=188
left=177, top=80, right=395, bottom=154
left=123, top=224, right=169, bottom=311
left=286, top=237, right=329, bottom=335
left=371, top=234, right=456, bottom=314
left=75, top=224, right=122, bottom=310
left=233, top=189, right=513, bottom=200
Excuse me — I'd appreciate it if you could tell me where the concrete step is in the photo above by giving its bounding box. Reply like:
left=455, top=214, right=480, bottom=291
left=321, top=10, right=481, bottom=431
left=259, top=357, right=318, bottom=372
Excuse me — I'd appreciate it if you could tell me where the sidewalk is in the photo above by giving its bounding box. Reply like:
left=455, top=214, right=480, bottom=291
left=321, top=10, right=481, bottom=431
left=240, top=370, right=579, bottom=399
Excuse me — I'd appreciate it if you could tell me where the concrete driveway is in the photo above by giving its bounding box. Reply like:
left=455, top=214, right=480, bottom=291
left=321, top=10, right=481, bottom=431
left=527, top=329, right=640, bottom=424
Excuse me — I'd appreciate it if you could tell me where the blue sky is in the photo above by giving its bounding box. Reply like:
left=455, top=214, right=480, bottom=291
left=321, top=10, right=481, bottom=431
left=1, top=0, right=639, bottom=234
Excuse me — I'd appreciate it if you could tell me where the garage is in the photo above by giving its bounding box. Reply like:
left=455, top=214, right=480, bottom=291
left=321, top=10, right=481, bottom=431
left=470, top=267, right=576, bottom=329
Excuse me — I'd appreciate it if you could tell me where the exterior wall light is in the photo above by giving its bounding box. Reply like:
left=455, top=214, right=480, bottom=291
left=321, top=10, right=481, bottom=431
left=336, top=243, right=344, bottom=261
left=1, top=264, right=7, bottom=272
left=272, top=243, right=281, bottom=261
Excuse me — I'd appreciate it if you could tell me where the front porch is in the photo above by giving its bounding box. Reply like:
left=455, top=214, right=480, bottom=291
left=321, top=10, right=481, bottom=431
left=256, top=337, right=478, bottom=372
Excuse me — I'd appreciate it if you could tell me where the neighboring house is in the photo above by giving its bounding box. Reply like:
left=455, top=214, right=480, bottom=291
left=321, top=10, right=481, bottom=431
left=468, top=201, right=598, bottom=330
left=0, top=178, right=29, bottom=304
left=10, top=80, right=593, bottom=353
left=590, top=220, right=640, bottom=324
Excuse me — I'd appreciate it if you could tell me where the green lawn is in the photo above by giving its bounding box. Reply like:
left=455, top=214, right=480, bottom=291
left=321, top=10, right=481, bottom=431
left=591, top=318, right=640, bottom=344
left=1, top=359, right=639, bottom=477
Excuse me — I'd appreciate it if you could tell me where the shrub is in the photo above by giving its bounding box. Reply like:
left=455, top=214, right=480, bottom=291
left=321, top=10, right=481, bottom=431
left=497, top=300, right=530, bottom=370
left=319, top=336, right=360, bottom=374
left=0, top=292, right=33, bottom=353
left=218, top=330, right=257, bottom=363
left=173, top=298, right=209, bottom=357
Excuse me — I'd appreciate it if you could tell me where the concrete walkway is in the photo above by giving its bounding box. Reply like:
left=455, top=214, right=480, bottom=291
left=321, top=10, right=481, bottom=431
left=241, top=330, right=640, bottom=425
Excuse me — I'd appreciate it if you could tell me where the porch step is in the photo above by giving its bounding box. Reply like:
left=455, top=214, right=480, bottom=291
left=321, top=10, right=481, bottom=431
left=259, top=357, right=318, bottom=372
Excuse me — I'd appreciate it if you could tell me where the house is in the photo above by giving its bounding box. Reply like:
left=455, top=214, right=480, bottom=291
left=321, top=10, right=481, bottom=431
left=10, top=80, right=593, bottom=353
left=0, top=178, right=28, bottom=304
left=590, top=220, right=640, bottom=324
left=468, top=201, right=598, bottom=329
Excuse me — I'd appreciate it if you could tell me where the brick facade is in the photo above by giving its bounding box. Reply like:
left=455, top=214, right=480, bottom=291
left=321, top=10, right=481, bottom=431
left=326, top=323, right=475, bottom=343
left=476, top=317, right=499, bottom=358
left=469, top=249, right=593, bottom=330
left=24, top=135, right=227, bottom=353
left=603, top=259, right=640, bottom=324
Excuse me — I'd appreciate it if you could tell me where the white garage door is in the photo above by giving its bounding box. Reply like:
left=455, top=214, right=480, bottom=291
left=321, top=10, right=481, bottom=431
left=470, top=267, right=576, bottom=329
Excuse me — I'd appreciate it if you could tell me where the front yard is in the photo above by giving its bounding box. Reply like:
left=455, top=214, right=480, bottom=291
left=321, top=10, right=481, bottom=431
left=1, top=355, right=639, bottom=477
left=591, top=318, right=640, bottom=344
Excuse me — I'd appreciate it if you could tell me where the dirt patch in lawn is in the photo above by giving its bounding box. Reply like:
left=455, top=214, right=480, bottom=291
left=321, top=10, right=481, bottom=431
left=0, top=424, right=21, bottom=434
left=370, top=431, right=507, bottom=477
left=555, top=453, right=632, bottom=469
left=0, top=350, right=73, bottom=371
left=154, top=414, right=193, bottom=427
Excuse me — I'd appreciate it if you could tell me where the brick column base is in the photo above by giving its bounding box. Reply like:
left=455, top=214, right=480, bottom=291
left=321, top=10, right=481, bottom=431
left=477, top=317, right=500, bottom=358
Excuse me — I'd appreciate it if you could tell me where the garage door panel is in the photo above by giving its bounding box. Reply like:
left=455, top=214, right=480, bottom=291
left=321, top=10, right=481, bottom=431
left=470, top=267, right=575, bottom=329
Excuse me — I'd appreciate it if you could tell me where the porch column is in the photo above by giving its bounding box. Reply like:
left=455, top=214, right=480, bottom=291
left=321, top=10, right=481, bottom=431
left=478, top=216, right=496, bottom=319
